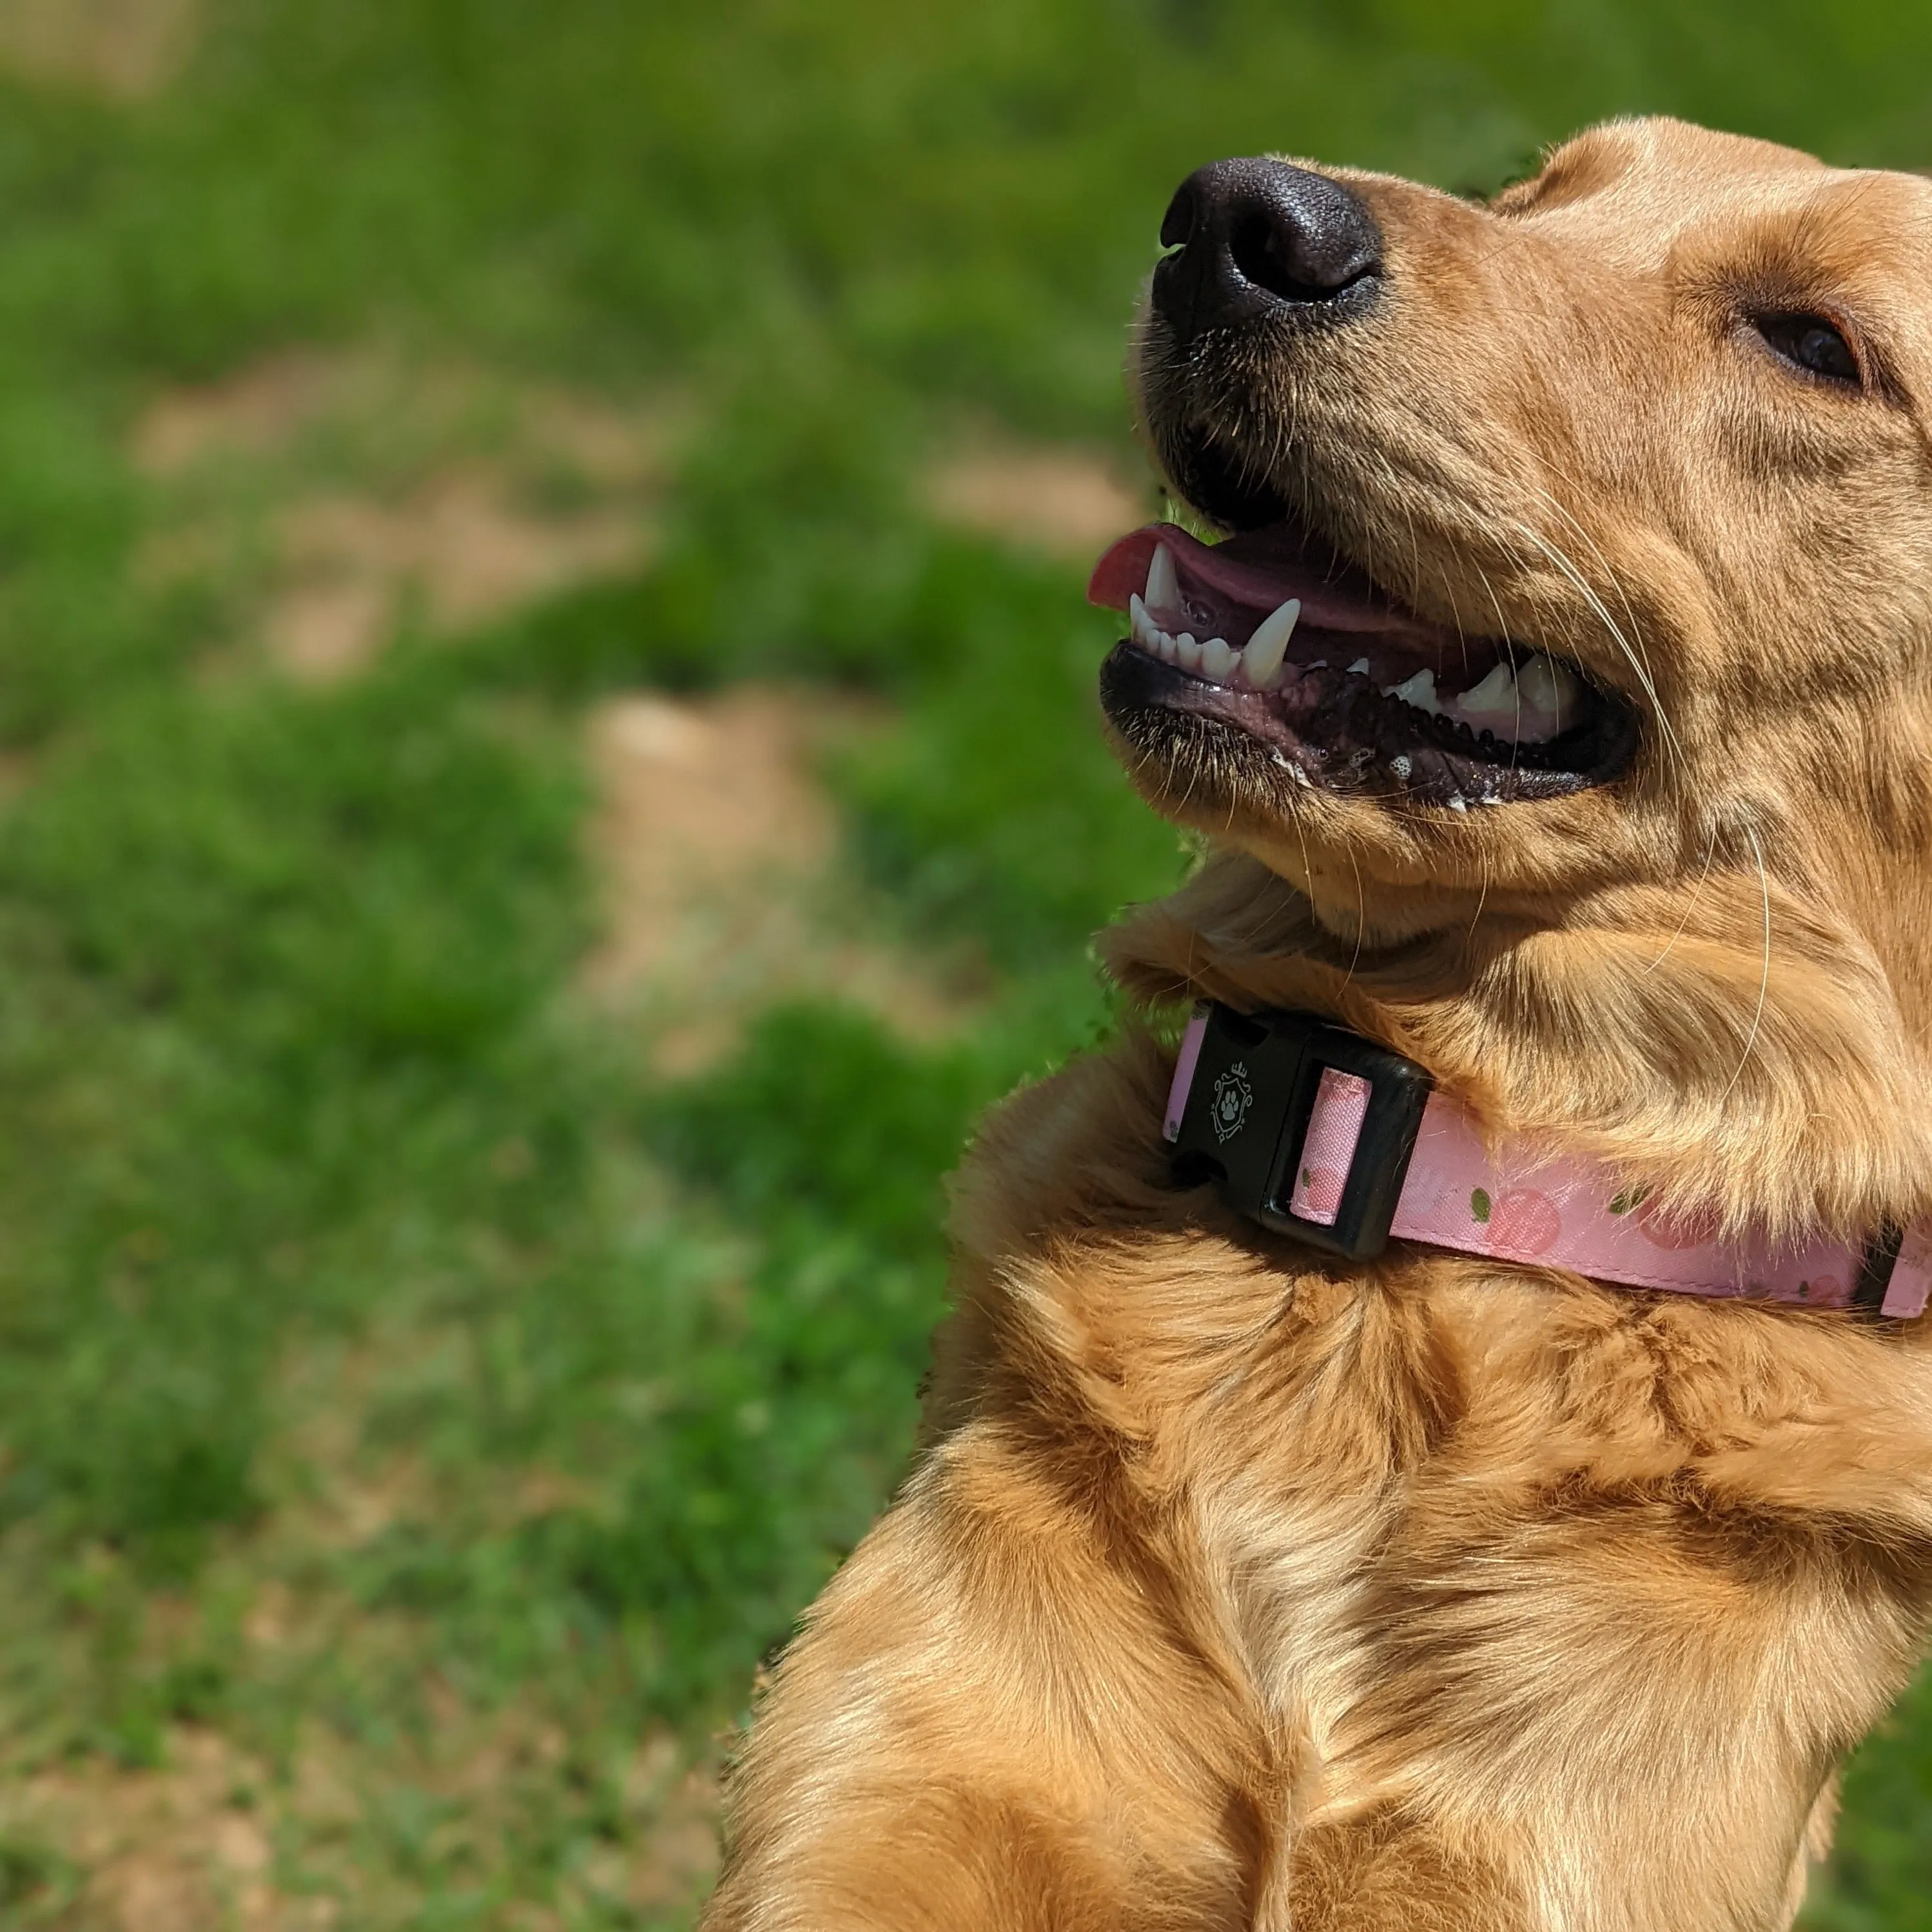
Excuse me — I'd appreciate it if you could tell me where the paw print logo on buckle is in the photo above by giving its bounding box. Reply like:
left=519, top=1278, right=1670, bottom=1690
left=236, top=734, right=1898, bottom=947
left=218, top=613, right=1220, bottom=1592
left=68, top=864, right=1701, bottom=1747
left=1211, top=1062, right=1254, bottom=1142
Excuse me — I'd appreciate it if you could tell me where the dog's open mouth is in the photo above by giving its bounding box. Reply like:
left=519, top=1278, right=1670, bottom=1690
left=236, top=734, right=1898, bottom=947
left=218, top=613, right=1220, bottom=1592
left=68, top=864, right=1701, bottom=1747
left=1089, top=520, right=1637, bottom=808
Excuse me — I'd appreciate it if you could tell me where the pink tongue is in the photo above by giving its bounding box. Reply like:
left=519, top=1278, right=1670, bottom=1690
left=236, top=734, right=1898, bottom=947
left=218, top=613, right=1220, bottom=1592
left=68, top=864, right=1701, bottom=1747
left=1088, top=522, right=1427, bottom=639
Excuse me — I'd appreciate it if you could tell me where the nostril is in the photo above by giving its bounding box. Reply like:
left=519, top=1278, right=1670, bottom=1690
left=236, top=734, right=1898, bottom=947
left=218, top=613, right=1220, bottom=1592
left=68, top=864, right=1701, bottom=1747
left=1151, top=157, right=1383, bottom=340
left=1228, top=208, right=1361, bottom=305
left=1228, top=167, right=1381, bottom=302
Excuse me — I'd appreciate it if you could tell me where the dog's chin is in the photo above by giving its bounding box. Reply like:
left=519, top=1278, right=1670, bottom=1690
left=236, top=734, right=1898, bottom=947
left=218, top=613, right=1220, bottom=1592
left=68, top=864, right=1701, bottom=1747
left=1089, top=509, right=1639, bottom=819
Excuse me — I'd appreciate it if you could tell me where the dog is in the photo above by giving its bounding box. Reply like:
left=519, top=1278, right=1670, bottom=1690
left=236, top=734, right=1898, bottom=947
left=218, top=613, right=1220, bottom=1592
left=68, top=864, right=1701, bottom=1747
left=699, top=117, right=1932, bottom=1930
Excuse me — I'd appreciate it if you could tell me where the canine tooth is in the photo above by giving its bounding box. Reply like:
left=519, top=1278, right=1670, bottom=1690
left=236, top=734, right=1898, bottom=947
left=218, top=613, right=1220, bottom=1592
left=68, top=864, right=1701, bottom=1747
left=1241, top=598, right=1301, bottom=688
left=1387, top=668, right=1442, bottom=715
left=1518, top=652, right=1580, bottom=723
left=1347, top=658, right=1371, bottom=676
left=1456, top=661, right=1518, bottom=716
left=1176, top=633, right=1203, bottom=671
left=1146, top=542, right=1178, bottom=613
left=1202, top=636, right=1236, bottom=680
left=1447, top=795, right=1469, bottom=812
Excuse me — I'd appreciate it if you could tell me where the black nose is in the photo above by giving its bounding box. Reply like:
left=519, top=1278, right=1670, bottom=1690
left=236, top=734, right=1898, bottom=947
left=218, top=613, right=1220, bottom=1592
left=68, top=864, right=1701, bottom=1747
left=1152, top=158, right=1383, bottom=341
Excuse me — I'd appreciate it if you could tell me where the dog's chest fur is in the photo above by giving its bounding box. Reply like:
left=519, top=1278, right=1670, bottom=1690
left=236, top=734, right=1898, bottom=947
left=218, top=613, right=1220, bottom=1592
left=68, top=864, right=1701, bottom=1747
left=938, top=1028, right=1932, bottom=1927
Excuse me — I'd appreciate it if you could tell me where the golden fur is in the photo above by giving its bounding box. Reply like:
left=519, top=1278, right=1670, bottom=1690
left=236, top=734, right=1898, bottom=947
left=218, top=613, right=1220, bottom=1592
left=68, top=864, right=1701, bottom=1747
left=701, top=119, right=1932, bottom=1928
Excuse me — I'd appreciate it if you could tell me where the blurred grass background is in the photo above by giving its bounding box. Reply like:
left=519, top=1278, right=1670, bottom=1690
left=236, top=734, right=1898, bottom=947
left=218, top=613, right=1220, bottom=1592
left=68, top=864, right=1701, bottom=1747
left=0, top=0, right=1922, bottom=1924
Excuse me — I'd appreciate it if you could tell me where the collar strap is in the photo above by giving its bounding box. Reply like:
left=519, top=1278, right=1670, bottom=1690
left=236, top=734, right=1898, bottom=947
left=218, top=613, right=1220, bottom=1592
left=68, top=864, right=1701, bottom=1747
left=1165, top=1002, right=1932, bottom=1320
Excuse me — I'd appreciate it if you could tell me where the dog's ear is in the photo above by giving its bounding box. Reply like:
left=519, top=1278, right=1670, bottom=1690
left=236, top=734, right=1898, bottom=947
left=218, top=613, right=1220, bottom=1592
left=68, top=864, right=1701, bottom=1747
left=1104, top=850, right=1932, bottom=1244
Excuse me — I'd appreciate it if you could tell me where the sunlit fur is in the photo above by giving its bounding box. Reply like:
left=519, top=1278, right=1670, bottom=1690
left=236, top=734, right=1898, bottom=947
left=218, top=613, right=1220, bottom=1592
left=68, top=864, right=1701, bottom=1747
left=701, top=120, right=1932, bottom=1929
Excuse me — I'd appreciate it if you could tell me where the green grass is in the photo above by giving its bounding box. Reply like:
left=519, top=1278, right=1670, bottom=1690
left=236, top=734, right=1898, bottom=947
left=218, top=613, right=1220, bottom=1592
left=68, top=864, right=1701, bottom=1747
left=0, top=0, right=1918, bottom=1922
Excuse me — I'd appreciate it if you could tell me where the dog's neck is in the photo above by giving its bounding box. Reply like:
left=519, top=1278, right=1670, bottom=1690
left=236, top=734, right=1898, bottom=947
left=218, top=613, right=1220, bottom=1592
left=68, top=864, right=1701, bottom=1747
left=1104, top=848, right=1932, bottom=1248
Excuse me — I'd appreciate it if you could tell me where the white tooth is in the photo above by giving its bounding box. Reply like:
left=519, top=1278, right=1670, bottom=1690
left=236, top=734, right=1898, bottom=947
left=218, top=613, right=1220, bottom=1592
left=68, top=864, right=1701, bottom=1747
left=1347, top=658, right=1371, bottom=676
left=1202, top=636, right=1236, bottom=680
left=1455, top=661, right=1518, bottom=716
left=1386, top=668, right=1442, bottom=715
left=1129, top=593, right=1154, bottom=649
left=1156, top=628, right=1178, bottom=661
left=1517, top=653, right=1580, bottom=724
left=1242, top=598, right=1300, bottom=688
left=1146, top=542, right=1178, bottom=613
left=1176, top=633, right=1203, bottom=671
left=1447, top=795, right=1469, bottom=812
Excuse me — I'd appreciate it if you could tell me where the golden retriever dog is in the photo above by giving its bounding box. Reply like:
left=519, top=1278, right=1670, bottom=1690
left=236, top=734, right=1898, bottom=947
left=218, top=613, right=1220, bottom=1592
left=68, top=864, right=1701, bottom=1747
left=700, top=117, right=1932, bottom=1930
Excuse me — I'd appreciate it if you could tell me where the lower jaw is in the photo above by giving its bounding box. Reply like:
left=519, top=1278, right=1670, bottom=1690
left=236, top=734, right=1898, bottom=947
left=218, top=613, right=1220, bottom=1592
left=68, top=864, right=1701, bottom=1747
left=1099, top=643, right=1635, bottom=810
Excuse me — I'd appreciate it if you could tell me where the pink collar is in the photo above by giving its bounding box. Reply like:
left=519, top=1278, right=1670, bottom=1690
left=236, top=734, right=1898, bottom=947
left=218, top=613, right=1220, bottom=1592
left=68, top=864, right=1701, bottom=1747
left=1164, top=1004, right=1932, bottom=1320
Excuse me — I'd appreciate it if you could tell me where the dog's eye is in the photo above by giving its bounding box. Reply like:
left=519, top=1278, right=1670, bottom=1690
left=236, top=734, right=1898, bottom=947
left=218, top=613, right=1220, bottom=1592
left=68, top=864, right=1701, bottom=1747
left=1753, top=311, right=1862, bottom=387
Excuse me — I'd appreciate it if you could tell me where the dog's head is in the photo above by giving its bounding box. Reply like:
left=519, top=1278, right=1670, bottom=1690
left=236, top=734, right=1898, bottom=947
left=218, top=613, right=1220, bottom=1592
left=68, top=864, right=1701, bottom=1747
left=1097, top=119, right=1932, bottom=1240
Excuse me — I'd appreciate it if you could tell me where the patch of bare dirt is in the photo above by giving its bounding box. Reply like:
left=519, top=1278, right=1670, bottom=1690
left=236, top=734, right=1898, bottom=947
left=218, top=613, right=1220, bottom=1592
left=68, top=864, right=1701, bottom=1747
left=133, top=346, right=684, bottom=682
left=7, top=1726, right=301, bottom=1931
left=132, top=349, right=349, bottom=476
left=629, top=1744, right=723, bottom=1916
left=269, top=468, right=647, bottom=678
left=925, top=438, right=1147, bottom=558
left=4, top=1713, right=718, bottom=1929
left=584, top=687, right=979, bottom=1070
left=0, top=0, right=200, bottom=99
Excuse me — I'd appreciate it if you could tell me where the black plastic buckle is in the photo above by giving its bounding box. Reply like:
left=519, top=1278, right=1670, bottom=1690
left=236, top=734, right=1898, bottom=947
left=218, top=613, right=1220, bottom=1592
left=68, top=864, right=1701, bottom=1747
left=1852, top=1224, right=1904, bottom=1314
left=1171, top=1004, right=1434, bottom=1261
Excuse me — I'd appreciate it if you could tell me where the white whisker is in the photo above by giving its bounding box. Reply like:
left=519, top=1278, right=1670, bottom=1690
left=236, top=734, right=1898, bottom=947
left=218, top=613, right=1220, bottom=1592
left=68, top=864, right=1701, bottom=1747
left=1520, top=478, right=1659, bottom=703
left=1717, top=821, right=1773, bottom=1105
left=1505, top=517, right=1687, bottom=779
left=1642, top=822, right=1719, bottom=973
